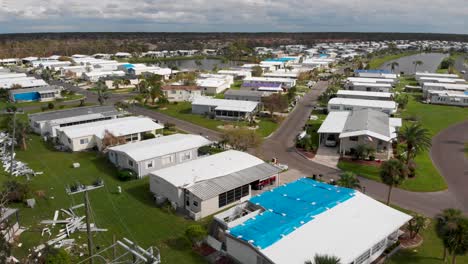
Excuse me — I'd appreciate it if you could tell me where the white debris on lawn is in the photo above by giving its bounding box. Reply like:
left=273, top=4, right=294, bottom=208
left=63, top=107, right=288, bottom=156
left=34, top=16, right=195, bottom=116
left=0, top=131, right=42, bottom=178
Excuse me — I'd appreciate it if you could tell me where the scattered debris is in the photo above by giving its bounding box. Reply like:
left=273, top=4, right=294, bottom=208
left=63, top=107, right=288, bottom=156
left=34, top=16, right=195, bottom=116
left=26, top=198, right=36, bottom=208
left=34, top=204, right=107, bottom=252
left=0, top=131, right=42, bottom=178
left=72, top=162, right=80, bottom=168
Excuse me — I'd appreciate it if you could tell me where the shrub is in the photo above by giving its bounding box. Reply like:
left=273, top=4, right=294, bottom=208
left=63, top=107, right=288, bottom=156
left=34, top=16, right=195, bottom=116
left=45, top=247, right=71, bottom=264
left=47, top=102, right=55, bottom=110
left=164, top=122, right=176, bottom=131
left=142, top=133, right=156, bottom=140
left=185, top=225, right=207, bottom=245
left=117, top=169, right=136, bottom=181
left=3, top=180, right=30, bottom=203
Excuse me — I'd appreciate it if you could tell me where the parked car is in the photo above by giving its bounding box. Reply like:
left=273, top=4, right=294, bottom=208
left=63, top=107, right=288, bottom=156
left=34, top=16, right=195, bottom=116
left=325, top=135, right=337, bottom=147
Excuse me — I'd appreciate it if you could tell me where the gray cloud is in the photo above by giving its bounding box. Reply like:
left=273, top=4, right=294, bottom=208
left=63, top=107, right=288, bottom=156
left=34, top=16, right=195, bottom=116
left=0, top=0, right=466, bottom=33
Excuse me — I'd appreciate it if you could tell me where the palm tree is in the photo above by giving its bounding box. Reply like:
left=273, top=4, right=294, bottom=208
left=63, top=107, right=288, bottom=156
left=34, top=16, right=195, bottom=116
left=112, top=79, right=122, bottom=90
left=436, top=208, right=463, bottom=262
left=95, top=80, right=110, bottom=106
left=379, top=159, right=408, bottom=205
left=149, top=84, right=163, bottom=105
left=388, top=61, right=399, bottom=73
left=413, top=60, right=423, bottom=73
left=305, top=254, right=341, bottom=264
left=444, top=216, right=468, bottom=264
left=398, top=123, right=432, bottom=165
left=337, top=172, right=361, bottom=190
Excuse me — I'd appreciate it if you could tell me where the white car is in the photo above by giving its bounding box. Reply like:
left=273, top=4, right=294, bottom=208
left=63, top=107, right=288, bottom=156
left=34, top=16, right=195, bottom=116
left=325, top=135, right=337, bottom=147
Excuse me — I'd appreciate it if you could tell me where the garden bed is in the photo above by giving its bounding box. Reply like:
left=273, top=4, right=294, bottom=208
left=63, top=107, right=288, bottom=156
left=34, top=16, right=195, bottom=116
left=296, top=148, right=316, bottom=159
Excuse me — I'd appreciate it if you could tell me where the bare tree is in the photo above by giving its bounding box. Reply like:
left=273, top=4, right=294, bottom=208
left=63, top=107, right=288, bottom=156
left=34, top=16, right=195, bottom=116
left=101, top=130, right=126, bottom=150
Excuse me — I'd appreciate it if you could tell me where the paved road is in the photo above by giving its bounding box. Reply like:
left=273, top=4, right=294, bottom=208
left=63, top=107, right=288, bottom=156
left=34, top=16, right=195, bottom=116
left=431, top=121, right=468, bottom=212
left=455, top=54, right=468, bottom=80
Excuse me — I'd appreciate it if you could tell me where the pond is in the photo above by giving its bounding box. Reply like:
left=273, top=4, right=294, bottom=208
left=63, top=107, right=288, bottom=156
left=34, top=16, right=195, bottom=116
left=379, top=53, right=448, bottom=74
left=158, top=58, right=242, bottom=71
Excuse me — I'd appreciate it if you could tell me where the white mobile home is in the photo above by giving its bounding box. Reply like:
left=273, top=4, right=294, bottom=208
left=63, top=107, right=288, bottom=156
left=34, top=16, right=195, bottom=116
left=217, top=70, right=252, bottom=79
left=243, top=77, right=296, bottom=89
left=192, top=97, right=259, bottom=120
left=336, top=90, right=393, bottom=101
left=346, top=77, right=396, bottom=85
left=108, top=134, right=212, bottom=178
left=28, top=105, right=122, bottom=137
left=419, top=77, right=466, bottom=84
left=328, top=97, right=397, bottom=115
left=0, top=77, right=48, bottom=89
left=161, top=85, right=202, bottom=102
left=345, top=82, right=393, bottom=93
left=422, top=83, right=468, bottom=98
left=9, top=86, right=62, bottom=102
left=57, top=116, right=163, bottom=152
left=218, top=178, right=411, bottom=264
left=149, top=150, right=282, bottom=220
left=426, top=90, right=468, bottom=107
left=415, top=72, right=459, bottom=81
left=356, top=72, right=398, bottom=79
left=0, top=73, right=28, bottom=79
left=81, top=71, right=126, bottom=82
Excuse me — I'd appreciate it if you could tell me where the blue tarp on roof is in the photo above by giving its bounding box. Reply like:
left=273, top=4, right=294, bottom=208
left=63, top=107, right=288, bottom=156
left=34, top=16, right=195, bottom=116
left=122, top=63, right=135, bottom=69
left=264, top=58, right=296, bottom=62
left=228, top=178, right=355, bottom=250
left=354, top=69, right=391, bottom=74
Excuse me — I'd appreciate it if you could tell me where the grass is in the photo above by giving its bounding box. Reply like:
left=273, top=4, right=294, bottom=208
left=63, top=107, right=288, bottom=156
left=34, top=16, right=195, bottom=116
left=368, top=51, right=420, bottom=69
left=151, top=102, right=279, bottom=137
left=388, top=221, right=468, bottom=264
left=304, top=111, right=327, bottom=149
left=230, top=80, right=242, bottom=90
left=5, top=134, right=206, bottom=263
left=395, top=76, right=419, bottom=92
left=337, top=94, right=468, bottom=192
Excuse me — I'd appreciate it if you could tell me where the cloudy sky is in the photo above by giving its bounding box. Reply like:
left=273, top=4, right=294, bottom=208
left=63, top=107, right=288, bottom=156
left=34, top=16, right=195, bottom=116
left=0, top=0, right=467, bottom=34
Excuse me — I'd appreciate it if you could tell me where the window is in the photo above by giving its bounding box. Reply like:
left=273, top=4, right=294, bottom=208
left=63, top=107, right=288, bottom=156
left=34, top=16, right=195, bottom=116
left=125, top=133, right=139, bottom=142
left=350, top=136, right=359, bottom=141
left=330, top=105, right=340, bottom=110
left=146, top=161, right=154, bottom=169
left=80, top=138, right=89, bottom=144
left=355, top=249, right=370, bottom=264
left=371, top=238, right=386, bottom=254
left=180, top=151, right=192, bottom=162
left=162, top=155, right=174, bottom=165
left=344, top=106, right=353, bottom=111
left=193, top=201, right=198, bottom=207
left=128, top=160, right=134, bottom=167
left=218, top=184, right=250, bottom=208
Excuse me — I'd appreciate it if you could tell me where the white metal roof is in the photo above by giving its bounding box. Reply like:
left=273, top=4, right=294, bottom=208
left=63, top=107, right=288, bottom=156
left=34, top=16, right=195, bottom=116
left=419, top=77, right=466, bottom=83
left=422, top=83, right=468, bottom=90
left=347, top=77, right=395, bottom=83
left=261, top=192, right=411, bottom=264
left=0, top=73, right=27, bottom=79
left=244, top=77, right=295, bottom=83
left=150, top=150, right=265, bottom=188
left=337, top=90, right=393, bottom=98
left=328, top=98, right=397, bottom=109
left=317, top=111, right=350, bottom=134
left=0, top=78, right=48, bottom=89
left=192, top=97, right=258, bottom=113
left=83, top=71, right=126, bottom=77
left=349, top=82, right=393, bottom=88
left=196, top=78, right=226, bottom=88
left=59, top=116, right=163, bottom=139
left=415, top=72, right=459, bottom=79
left=108, top=134, right=212, bottom=162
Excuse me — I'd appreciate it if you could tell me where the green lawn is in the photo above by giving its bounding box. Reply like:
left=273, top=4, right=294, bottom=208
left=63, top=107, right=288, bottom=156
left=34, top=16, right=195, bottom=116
left=230, top=80, right=242, bottom=90
left=5, top=135, right=206, bottom=263
left=152, top=102, right=279, bottom=137
left=338, top=95, right=468, bottom=192
left=368, top=51, right=420, bottom=69
left=395, top=76, right=418, bottom=92
left=388, top=221, right=468, bottom=264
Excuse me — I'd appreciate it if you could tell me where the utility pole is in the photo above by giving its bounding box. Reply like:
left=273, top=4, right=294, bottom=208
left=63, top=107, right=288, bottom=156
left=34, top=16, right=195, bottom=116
left=10, top=110, right=16, bottom=175
left=84, top=190, right=93, bottom=264
left=67, top=182, right=104, bottom=264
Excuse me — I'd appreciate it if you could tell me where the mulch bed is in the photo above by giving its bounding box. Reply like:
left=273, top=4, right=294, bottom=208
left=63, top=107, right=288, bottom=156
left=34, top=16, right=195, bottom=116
left=399, top=230, right=424, bottom=249
left=340, top=157, right=383, bottom=167
left=296, top=148, right=316, bottom=159
left=193, top=243, right=217, bottom=256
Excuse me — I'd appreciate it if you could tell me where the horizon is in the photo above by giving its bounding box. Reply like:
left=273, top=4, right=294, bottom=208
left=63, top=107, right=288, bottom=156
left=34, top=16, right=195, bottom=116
left=1, top=0, right=467, bottom=34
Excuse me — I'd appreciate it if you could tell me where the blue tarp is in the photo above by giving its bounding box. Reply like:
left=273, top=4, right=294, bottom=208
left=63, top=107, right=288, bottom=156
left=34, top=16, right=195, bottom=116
left=228, top=178, right=355, bottom=249
left=264, top=58, right=296, bottom=62
left=13, top=92, right=40, bottom=102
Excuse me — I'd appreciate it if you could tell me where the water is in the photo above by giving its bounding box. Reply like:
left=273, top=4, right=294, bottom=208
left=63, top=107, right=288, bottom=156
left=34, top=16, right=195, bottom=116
left=158, top=58, right=242, bottom=71
left=379, top=53, right=448, bottom=74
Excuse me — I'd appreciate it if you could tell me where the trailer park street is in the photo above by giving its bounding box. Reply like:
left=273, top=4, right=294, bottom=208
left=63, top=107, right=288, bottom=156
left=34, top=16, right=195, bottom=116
left=0, top=42, right=467, bottom=264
